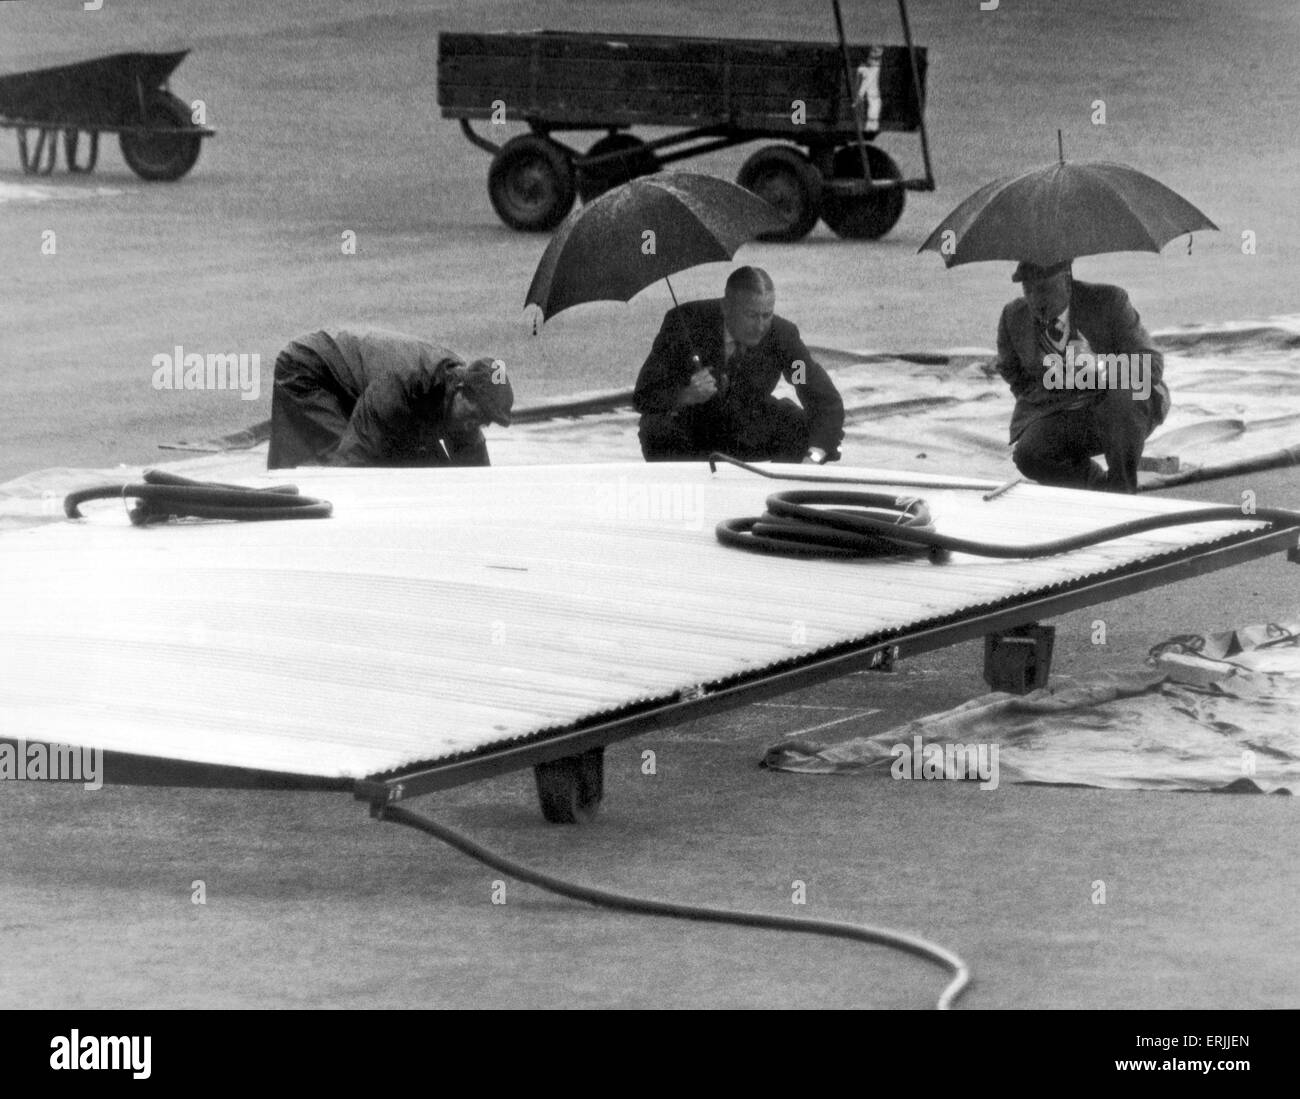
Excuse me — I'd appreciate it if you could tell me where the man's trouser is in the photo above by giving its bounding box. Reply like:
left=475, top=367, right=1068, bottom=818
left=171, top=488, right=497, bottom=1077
left=1012, top=388, right=1161, bottom=493
left=639, top=397, right=811, bottom=463
left=267, top=347, right=355, bottom=470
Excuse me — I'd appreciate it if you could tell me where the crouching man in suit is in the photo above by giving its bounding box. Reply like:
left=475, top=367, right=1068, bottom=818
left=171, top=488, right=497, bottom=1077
left=633, top=266, right=845, bottom=465
left=993, top=260, right=1170, bottom=493
left=268, top=327, right=513, bottom=470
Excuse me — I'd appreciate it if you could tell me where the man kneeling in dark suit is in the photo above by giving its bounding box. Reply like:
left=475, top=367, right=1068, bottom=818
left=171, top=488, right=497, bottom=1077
left=993, top=260, right=1171, bottom=493
left=633, top=266, right=845, bottom=464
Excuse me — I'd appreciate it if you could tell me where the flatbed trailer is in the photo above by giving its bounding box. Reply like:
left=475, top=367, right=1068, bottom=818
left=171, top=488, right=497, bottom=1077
left=2, top=463, right=1295, bottom=823
left=437, top=12, right=933, bottom=240
left=0, top=50, right=213, bottom=181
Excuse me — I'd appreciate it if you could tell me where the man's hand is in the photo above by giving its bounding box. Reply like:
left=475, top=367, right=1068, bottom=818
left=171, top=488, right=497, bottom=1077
left=678, top=367, right=718, bottom=407
left=802, top=447, right=827, bottom=465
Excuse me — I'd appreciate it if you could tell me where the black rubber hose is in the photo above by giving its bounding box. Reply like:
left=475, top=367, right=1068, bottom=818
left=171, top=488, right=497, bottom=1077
left=707, top=452, right=987, bottom=489
left=379, top=802, right=972, bottom=1010
left=64, top=469, right=332, bottom=524
left=719, top=489, right=1300, bottom=560
left=720, top=491, right=945, bottom=559
left=710, top=452, right=1300, bottom=559
left=140, top=468, right=302, bottom=494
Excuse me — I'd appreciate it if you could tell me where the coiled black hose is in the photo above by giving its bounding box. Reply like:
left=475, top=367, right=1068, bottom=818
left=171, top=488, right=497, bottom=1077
left=713, top=463, right=1300, bottom=560
left=64, top=469, right=332, bottom=525
left=719, top=490, right=947, bottom=560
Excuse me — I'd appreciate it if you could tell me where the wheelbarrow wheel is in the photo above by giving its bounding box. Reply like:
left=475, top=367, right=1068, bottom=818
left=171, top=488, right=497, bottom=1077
left=533, top=746, right=605, bottom=823
left=119, top=92, right=202, bottom=181
left=576, top=133, right=659, bottom=203
left=488, top=134, right=576, bottom=232
left=737, top=145, right=822, bottom=242
left=820, top=145, right=906, bottom=240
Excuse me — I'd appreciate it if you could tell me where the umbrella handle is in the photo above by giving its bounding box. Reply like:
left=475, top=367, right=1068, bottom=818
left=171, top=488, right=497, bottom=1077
left=665, top=275, right=707, bottom=375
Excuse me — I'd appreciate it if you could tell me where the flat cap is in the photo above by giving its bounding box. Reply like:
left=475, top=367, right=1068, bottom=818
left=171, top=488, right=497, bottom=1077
left=457, top=358, right=514, bottom=427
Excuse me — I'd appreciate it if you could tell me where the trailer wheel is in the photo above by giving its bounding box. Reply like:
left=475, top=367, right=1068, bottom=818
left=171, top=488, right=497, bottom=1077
left=533, top=746, right=604, bottom=823
left=119, top=92, right=203, bottom=182
left=820, top=145, right=906, bottom=240
left=488, top=134, right=576, bottom=231
left=737, top=145, right=822, bottom=242
left=577, top=133, right=659, bottom=203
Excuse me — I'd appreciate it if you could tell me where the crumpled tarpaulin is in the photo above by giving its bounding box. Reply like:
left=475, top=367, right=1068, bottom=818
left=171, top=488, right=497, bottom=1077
left=763, top=623, right=1300, bottom=793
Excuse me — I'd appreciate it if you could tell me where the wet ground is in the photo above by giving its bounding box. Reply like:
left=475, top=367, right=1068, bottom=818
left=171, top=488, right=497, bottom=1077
left=0, top=0, right=1297, bottom=1010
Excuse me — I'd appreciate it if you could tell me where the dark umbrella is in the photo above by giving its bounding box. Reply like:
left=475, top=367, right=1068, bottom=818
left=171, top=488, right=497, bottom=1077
left=525, top=171, right=785, bottom=323
left=918, top=153, right=1217, bottom=269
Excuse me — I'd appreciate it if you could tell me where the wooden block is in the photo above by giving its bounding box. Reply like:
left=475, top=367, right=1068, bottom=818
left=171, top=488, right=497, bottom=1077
left=983, top=624, right=1056, bottom=694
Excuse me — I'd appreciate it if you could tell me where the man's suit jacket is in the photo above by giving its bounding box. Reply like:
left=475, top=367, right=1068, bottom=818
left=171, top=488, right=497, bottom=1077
left=271, top=327, right=489, bottom=468
left=994, top=281, right=1169, bottom=443
left=633, top=299, right=846, bottom=456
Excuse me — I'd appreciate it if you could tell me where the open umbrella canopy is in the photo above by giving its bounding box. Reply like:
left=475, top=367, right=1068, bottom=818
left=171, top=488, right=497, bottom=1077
left=525, top=171, right=785, bottom=322
left=918, top=159, right=1217, bottom=269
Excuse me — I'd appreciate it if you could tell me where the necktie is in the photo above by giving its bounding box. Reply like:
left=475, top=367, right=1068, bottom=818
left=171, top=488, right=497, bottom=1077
left=1039, top=316, right=1067, bottom=357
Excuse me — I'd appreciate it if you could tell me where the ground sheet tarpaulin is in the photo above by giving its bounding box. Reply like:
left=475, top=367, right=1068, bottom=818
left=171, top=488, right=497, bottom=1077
left=763, top=623, right=1300, bottom=793
left=4, top=316, right=1298, bottom=525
